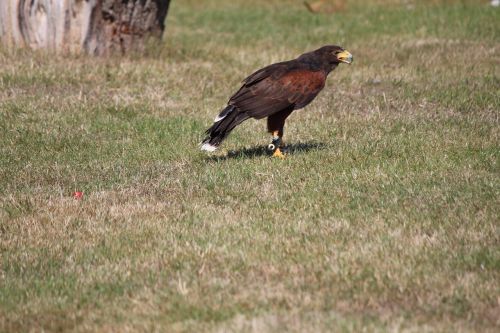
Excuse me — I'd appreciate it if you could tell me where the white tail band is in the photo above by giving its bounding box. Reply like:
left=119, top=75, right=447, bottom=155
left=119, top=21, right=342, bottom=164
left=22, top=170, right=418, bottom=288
left=201, top=143, right=217, bottom=152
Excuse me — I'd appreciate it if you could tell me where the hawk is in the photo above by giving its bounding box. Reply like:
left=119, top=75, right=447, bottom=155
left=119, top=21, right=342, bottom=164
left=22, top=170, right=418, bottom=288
left=201, top=45, right=353, bottom=157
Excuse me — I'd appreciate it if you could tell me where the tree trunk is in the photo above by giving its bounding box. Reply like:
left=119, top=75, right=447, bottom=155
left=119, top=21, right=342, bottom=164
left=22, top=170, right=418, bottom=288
left=0, top=0, right=171, bottom=55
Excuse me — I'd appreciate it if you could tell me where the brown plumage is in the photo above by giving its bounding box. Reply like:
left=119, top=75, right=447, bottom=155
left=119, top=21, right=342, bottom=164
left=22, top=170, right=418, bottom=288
left=201, top=45, right=353, bottom=156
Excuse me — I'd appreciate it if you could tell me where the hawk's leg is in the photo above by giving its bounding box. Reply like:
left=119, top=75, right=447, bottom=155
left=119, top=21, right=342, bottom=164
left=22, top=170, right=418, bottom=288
left=267, top=108, right=293, bottom=158
left=268, top=130, right=286, bottom=158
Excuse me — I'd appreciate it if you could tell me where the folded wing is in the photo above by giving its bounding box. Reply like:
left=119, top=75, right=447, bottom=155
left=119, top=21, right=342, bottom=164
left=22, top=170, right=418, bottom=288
left=229, top=63, right=327, bottom=119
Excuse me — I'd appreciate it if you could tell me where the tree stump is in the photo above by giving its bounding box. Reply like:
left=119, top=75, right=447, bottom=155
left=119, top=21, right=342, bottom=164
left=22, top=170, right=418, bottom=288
left=0, top=0, right=171, bottom=55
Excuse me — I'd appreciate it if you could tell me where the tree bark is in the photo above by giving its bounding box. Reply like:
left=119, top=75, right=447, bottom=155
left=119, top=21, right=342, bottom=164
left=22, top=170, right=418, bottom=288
left=0, top=0, right=171, bottom=55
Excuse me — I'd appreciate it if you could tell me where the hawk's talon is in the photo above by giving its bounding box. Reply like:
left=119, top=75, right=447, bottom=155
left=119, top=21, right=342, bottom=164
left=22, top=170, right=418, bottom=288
left=272, top=148, right=286, bottom=159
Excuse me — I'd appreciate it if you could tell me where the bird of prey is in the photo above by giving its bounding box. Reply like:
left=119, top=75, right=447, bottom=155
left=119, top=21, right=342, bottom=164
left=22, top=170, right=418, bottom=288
left=201, top=45, right=353, bottom=158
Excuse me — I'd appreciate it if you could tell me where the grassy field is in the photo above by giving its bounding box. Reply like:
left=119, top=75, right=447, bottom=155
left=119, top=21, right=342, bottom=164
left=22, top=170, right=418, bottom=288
left=1, top=0, right=499, bottom=331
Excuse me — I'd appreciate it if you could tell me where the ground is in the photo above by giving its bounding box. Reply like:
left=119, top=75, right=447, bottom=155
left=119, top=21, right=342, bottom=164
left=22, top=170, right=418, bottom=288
left=0, top=0, right=499, bottom=332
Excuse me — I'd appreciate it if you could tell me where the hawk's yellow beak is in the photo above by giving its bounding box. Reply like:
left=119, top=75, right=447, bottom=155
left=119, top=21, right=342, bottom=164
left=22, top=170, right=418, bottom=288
left=337, top=50, right=353, bottom=64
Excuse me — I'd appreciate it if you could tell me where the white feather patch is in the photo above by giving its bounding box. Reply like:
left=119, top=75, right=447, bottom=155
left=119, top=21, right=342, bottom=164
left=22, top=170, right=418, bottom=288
left=214, top=114, right=226, bottom=122
left=201, top=143, right=217, bottom=152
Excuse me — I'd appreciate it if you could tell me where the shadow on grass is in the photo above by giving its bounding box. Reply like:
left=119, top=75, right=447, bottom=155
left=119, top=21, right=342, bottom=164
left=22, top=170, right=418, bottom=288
left=207, top=141, right=328, bottom=161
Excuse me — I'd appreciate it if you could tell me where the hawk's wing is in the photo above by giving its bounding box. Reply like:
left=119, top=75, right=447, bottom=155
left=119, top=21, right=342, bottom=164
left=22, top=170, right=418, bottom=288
left=229, top=62, right=326, bottom=119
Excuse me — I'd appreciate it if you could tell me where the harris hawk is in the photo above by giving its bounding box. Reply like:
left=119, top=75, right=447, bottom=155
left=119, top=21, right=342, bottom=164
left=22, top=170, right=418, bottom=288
left=201, top=45, right=353, bottom=157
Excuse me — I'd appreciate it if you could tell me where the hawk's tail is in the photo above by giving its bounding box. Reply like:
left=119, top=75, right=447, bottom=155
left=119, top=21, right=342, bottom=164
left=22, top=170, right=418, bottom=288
left=200, top=105, right=248, bottom=151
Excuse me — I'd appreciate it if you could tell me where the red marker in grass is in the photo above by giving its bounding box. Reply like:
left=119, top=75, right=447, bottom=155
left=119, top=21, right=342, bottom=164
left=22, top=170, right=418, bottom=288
left=73, top=191, right=83, bottom=199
